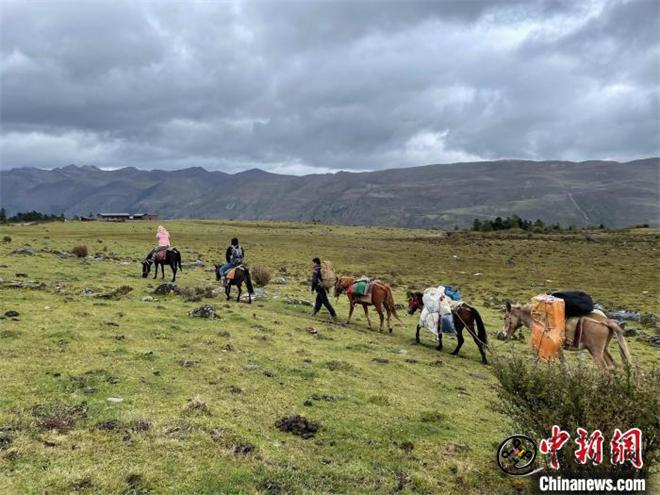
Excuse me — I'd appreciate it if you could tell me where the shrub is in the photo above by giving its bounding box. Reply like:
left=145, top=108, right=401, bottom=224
left=492, top=356, right=658, bottom=481
left=2, top=236, right=11, bottom=243
left=179, top=286, right=215, bottom=302
left=71, top=245, right=88, bottom=258
left=251, top=265, right=271, bottom=287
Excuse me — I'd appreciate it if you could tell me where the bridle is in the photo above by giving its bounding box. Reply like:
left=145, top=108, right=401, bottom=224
left=407, top=295, right=423, bottom=314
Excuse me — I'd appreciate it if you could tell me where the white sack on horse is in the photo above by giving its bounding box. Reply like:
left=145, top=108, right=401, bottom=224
left=422, top=286, right=452, bottom=315
left=419, top=306, right=440, bottom=336
left=419, top=286, right=452, bottom=336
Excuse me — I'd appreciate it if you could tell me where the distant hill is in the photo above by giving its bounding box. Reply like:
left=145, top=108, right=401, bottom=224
left=1, top=159, right=658, bottom=228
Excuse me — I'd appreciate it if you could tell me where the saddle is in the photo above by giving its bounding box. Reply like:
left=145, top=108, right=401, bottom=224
left=348, top=277, right=370, bottom=296
left=565, top=309, right=607, bottom=349
left=226, top=265, right=245, bottom=281
left=354, top=293, right=372, bottom=304
left=449, top=300, right=465, bottom=312
left=154, top=248, right=172, bottom=262
left=349, top=279, right=384, bottom=304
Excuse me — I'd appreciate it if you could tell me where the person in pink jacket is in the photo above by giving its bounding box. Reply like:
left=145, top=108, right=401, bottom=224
left=145, top=225, right=171, bottom=262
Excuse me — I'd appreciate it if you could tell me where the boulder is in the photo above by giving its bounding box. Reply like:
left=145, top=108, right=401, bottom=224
left=154, top=283, right=179, bottom=295
left=188, top=304, right=217, bottom=319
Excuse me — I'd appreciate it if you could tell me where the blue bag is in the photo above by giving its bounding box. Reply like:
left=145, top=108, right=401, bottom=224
left=444, top=286, right=462, bottom=301
left=440, top=314, right=456, bottom=334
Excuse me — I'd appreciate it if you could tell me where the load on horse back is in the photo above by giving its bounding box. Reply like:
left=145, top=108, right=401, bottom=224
left=499, top=298, right=632, bottom=372
left=407, top=289, right=489, bottom=364
left=142, top=248, right=182, bottom=282
left=334, top=276, right=400, bottom=332
left=215, top=264, right=254, bottom=303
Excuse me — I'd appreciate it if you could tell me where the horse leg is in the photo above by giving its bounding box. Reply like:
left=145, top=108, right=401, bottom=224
left=346, top=303, right=355, bottom=325
left=560, top=351, right=572, bottom=375
left=386, top=306, right=393, bottom=333
left=153, top=263, right=158, bottom=279
left=381, top=295, right=392, bottom=332
left=362, top=304, right=373, bottom=329
left=462, top=317, right=488, bottom=364
left=416, top=324, right=421, bottom=344
left=470, top=324, right=488, bottom=365
left=603, top=348, right=616, bottom=370
left=585, top=344, right=609, bottom=372
left=161, top=263, right=165, bottom=279
left=225, top=283, right=230, bottom=301
left=435, top=315, right=442, bottom=351
left=451, top=328, right=464, bottom=356
left=583, top=325, right=613, bottom=372
left=602, top=329, right=617, bottom=369
left=601, top=335, right=617, bottom=370
left=171, top=263, right=177, bottom=283
left=236, top=283, right=241, bottom=303
left=374, top=301, right=384, bottom=332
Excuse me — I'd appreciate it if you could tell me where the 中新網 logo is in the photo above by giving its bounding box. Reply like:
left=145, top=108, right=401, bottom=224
left=497, top=435, right=541, bottom=477
left=497, top=427, right=644, bottom=477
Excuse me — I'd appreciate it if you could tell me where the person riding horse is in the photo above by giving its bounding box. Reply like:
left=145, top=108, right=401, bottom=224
left=145, top=225, right=170, bottom=262
left=216, top=237, right=245, bottom=285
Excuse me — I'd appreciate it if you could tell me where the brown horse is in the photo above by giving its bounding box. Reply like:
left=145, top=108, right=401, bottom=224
left=334, top=276, right=400, bottom=332
left=498, top=301, right=632, bottom=371
left=407, top=291, right=489, bottom=364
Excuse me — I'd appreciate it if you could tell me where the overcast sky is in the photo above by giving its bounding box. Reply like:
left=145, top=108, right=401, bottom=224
left=0, top=0, right=658, bottom=174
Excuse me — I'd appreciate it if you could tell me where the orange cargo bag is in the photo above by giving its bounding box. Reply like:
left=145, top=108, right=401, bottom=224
left=530, top=295, right=566, bottom=361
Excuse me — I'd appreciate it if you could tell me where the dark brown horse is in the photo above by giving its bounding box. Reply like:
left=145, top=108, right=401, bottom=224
left=142, top=248, right=181, bottom=282
left=214, top=264, right=254, bottom=303
left=407, top=291, right=488, bottom=364
left=334, top=276, right=400, bottom=332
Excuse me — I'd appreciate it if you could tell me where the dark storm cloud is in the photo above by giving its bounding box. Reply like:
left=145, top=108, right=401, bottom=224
left=0, top=0, right=658, bottom=174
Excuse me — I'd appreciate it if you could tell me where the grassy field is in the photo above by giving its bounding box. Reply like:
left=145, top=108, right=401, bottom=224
left=0, top=220, right=658, bottom=494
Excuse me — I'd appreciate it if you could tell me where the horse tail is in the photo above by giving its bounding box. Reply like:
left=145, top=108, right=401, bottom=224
left=471, top=308, right=488, bottom=345
left=608, top=319, right=632, bottom=367
left=244, top=267, right=255, bottom=294
left=469, top=305, right=488, bottom=346
left=385, top=285, right=401, bottom=322
left=176, top=249, right=182, bottom=271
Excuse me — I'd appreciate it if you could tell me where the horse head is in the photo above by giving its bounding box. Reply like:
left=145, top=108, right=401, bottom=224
left=406, top=291, right=424, bottom=315
left=498, top=300, right=525, bottom=340
left=142, top=260, right=152, bottom=278
left=334, top=276, right=353, bottom=298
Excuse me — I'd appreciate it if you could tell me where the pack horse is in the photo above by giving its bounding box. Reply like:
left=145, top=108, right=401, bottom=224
left=499, top=301, right=632, bottom=371
left=334, top=276, right=400, bottom=332
left=407, top=290, right=489, bottom=364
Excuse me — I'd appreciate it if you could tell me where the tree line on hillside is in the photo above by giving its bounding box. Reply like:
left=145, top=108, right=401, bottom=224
left=471, top=215, right=606, bottom=232
left=0, top=208, right=65, bottom=224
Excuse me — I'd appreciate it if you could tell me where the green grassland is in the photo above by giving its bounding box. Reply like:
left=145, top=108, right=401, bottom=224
left=0, top=220, right=658, bottom=494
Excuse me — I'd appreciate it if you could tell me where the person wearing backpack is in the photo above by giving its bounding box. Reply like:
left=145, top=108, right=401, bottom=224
left=311, top=257, right=337, bottom=319
left=216, top=237, right=245, bottom=283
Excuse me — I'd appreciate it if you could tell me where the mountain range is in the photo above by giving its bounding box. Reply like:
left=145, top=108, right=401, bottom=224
left=1, top=158, right=658, bottom=228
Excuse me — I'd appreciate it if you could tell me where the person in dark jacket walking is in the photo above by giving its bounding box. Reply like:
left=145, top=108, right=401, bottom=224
left=311, top=257, right=337, bottom=318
